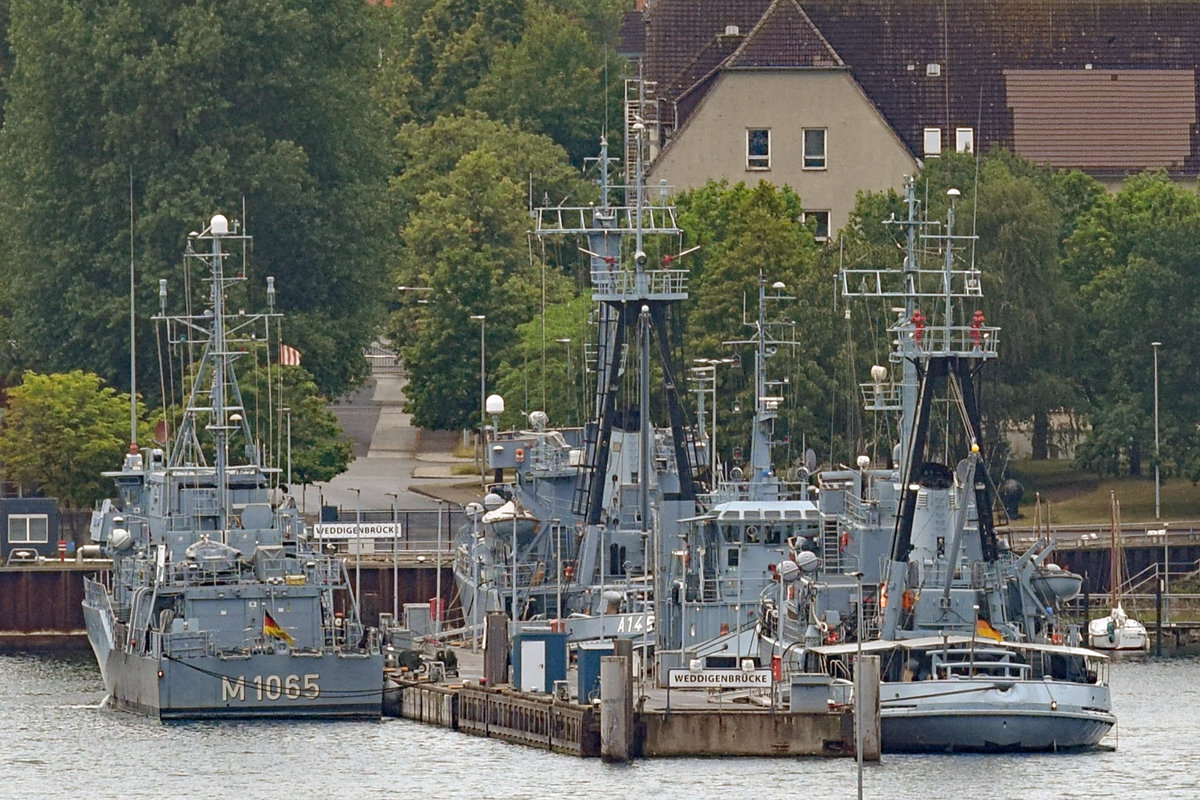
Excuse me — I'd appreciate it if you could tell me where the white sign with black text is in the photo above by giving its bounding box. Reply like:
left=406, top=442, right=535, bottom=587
left=667, top=668, right=771, bottom=689
left=311, top=523, right=403, bottom=540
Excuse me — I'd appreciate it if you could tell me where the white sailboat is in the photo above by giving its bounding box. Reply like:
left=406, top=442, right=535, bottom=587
left=1088, top=492, right=1149, bottom=652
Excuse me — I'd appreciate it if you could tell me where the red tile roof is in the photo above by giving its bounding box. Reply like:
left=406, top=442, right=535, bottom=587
left=637, top=0, right=1200, bottom=175
left=1006, top=69, right=1195, bottom=170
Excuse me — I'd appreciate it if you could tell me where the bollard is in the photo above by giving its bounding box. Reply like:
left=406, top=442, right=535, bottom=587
left=484, top=611, right=510, bottom=686
left=600, top=655, right=631, bottom=762
left=857, top=654, right=881, bottom=762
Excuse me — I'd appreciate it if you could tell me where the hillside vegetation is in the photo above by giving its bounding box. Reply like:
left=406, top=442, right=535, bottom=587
left=1007, top=459, right=1200, bottom=525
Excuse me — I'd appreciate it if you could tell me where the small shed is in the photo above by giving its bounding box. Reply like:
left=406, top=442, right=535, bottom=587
left=511, top=628, right=568, bottom=693
left=576, top=639, right=615, bottom=702
left=1, top=497, right=60, bottom=560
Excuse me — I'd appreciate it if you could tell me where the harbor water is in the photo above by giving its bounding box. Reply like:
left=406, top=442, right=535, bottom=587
left=1, top=646, right=1196, bottom=799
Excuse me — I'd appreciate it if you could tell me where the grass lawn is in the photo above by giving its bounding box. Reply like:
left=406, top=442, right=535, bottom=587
left=1005, top=459, right=1200, bottom=525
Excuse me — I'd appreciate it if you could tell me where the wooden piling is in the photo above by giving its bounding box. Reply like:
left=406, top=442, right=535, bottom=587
left=484, top=611, right=509, bottom=686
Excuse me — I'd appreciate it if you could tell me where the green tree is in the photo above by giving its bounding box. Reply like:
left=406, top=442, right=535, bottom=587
left=491, top=293, right=591, bottom=428
left=0, top=371, right=152, bottom=511
left=675, top=180, right=830, bottom=470
left=378, top=0, right=527, bottom=126
left=1065, top=172, right=1200, bottom=478
left=0, top=0, right=393, bottom=400
left=389, top=113, right=588, bottom=429
left=235, top=363, right=353, bottom=488
left=466, top=3, right=621, bottom=165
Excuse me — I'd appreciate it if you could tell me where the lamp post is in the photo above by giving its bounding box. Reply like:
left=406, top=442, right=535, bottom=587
left=282, top=406, right=292, bottom=489
left=471, top=315, right=487, bottom=432
left=349, top=487, right=362, bottom=615
left=436, top=500, right=444, bottom=635
left=385, top=492, right=400, bottom=623
left=472, top=315, right=487, bottom=487
left=1152, top=341, right=1162, bottom=521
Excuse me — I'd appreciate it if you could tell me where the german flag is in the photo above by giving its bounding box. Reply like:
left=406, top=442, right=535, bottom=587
left=264, top=610, right=294, bottom=646
left=975, top=618, right=1004, bottom=642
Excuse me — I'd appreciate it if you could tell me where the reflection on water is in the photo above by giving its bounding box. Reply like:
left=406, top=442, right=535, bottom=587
left=0, top=649, right=1196, bottom=799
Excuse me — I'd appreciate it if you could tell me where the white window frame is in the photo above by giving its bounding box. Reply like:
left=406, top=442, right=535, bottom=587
left=747, top=128, right=771, bottom=170
left=8, top=514, right=49, bottom=545
left=802, top=128, right=827, bottom=170
left=923, top=127, right=942, bottom=157
left=802, top=210, right=831, bottom=242
left=956, top=127, right=974, bottom=153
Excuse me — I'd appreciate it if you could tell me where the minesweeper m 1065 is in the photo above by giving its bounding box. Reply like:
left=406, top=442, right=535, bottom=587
left=83, top=214, right=382, bottom=719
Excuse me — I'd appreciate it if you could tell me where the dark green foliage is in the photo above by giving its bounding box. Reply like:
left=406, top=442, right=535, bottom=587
left=0, top=0, right=393, bottom=400
left=389, top=113, right=590, bottom=429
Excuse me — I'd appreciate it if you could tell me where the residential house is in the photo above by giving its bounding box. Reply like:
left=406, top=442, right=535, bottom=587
left=639, top=0, right=917, bottom=238
left=632, top=0, right=1200, bottom=237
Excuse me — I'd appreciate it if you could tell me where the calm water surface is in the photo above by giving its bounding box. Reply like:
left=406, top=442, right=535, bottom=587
left=0, top=646, right=1195, bottom=799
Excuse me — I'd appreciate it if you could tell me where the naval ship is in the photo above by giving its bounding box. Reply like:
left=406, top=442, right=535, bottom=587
left=82, top=214, right=383, bottom=719
left=453, top=100, right=704, bottom=644
left=753, top=179, right=1114, bottom=751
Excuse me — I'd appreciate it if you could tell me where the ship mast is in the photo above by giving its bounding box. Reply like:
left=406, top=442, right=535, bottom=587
left=841, top=178, right=1000, bottom=638
left=158, top=214, right=273, bottom=538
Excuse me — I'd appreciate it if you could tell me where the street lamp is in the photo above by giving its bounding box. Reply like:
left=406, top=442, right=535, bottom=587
left=349, top=487, right=362, bottom=614
left=436, top=500, right=445, bottom=635
left=1152, top=341, right=1162, bottom=521
left=281, top=406, right=292, bottom=490
left=385, top=491, right=400, bottom=623
left=471, top=315, right=487, bottom=432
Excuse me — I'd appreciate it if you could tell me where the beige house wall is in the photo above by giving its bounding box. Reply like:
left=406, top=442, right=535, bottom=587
left=649, top=71, right=917, bottom=237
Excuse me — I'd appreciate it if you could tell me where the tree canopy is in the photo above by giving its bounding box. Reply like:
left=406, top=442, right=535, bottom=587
left=0, top=370, right=152, bottom=509
left=0, top=0, right=393, bottom=399
left=390, top=113, right=591, bottom=429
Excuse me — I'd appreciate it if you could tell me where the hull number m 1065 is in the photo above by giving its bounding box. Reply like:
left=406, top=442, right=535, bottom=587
left=222, top=673, right=320, bottom=702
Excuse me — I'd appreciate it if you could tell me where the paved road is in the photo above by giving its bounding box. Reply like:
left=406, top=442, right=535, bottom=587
left=304, top=372, right=481, bottom=515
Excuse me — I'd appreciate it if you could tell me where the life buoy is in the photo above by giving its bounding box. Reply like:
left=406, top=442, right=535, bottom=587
left=1051, top=631, right=1063, bottom=645
left=839, top=531, right=849, bottom=552
left=515, top=448, right=525, bottom=463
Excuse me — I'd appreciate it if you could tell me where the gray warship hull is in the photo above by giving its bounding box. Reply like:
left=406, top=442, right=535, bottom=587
left=882, top=695, right=1115, bottom=753
left=83, top=588, right=380, bottom=720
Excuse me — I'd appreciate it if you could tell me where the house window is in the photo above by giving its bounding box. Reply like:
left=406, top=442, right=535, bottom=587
left=802, top=128, right=827, bottom=169
left=747, top=128, right=770, bottom=169
left=8, top=514, right=49, bottom=545
left=923, top=127, right=942, bottom=156
left=802, top=210, right=830, bottom=241
left=956, top=127, right=974, bottom=153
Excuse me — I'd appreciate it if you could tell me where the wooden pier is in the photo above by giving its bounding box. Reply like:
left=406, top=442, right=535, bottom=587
left=382, top=644, right=873, bottom=760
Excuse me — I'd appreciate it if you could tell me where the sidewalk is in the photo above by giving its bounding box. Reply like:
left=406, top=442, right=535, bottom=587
left=311, top=372, right=481, bottom=514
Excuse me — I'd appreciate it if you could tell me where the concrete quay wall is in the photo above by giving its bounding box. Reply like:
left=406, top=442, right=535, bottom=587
left=640, top=708, right=853, bottom=757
